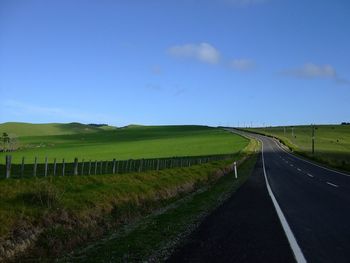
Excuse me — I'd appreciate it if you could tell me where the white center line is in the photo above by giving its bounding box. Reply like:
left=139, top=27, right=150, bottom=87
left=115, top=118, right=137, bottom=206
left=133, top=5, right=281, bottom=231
left=290, top=164, right=294, bottom=167
left=326, top=182, right=339, bottom=188
left=297, top=168, right=301, bottom=172
left=307, top=173, right=314, bottom=178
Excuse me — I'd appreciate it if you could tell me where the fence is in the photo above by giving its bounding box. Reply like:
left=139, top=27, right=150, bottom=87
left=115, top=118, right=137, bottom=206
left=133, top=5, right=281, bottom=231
left=0, top=153, right=236, bottom=179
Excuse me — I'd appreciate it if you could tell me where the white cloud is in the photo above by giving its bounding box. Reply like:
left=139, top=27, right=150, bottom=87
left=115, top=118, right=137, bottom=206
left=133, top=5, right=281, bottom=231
left=168, top=43, right=220, bottom=64
left=282, top=63, right=349, bottom=84
left=229, top=58, right=256, bottom=71
left=287, top=63, right=336, bottom=78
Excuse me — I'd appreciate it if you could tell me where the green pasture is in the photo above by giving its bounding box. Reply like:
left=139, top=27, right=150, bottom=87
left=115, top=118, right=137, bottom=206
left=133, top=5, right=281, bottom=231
left=0, top=123, right=248, bottom=164
left=247, top=125, right=350, bottom=171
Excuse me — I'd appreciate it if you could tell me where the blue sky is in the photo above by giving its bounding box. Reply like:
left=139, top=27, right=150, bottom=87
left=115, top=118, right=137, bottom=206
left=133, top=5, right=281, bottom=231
left=0, top=0, right=349, bottom=127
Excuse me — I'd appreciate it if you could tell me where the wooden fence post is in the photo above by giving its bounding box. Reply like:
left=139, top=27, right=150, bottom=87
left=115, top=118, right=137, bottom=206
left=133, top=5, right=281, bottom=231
left=105, top=161, right=108, bottom=173
left=33, top=157, right=37, bottom=177
left=81, top=159, right=85, bottom=175
left=156, top=159, right=159, bottom=171
left=112, top=159, right=116, bottom=174
left=5, top=155, right=11, bottom=179
left=21, top=157, right=25, bottom=177
left=94, top=160, right=97, bottom=175
left=44, top=157, right=48, bottom=177
left=100, top=161, right=103, bottom=174
left=73, top=158, right=78, bottom=175
left=125, top=160, right=129, bottom=173
left=53, top=158, right=57, bottom=176
left=88, top=160, right=92, bottom=175
left=139, top=159, right=143, bottom=172
left=62, top=158, right=65, bottom=176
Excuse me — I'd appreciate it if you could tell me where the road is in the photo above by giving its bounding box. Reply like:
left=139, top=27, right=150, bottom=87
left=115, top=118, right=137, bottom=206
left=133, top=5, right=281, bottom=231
left=168, top=144, right=294, bottom=263
left=240, top=130, right=350, bottom=263
left=169, top=130, right=350, bottom=263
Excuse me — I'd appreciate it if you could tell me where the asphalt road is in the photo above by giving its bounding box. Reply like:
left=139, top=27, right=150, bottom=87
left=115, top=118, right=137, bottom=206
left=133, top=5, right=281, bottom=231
left=168, top=149, right=294, bottom=263
left=240, top=130, right=350, bottom=263
left=169, top=130, right=350, bottom=263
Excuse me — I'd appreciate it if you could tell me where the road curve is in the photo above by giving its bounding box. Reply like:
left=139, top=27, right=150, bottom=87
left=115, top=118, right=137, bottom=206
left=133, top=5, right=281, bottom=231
left=238, top=130, right=350, bottom=263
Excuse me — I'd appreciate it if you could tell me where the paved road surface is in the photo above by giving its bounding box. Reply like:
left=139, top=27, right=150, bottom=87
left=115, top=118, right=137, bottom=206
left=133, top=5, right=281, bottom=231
left=169, top=130, right=350, bottom=262
left=168, top=152, right=294, bottom=262
left=244, top=131, right=350, bottom=263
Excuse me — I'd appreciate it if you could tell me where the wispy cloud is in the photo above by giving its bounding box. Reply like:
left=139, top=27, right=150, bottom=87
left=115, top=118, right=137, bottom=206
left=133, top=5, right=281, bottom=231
left=224, top=0, right=268, bottom=7
left=168, top=43, right=221, bottom=64
left=2, top=100, right=114, bottom=123
left=281, top=63, right=349, bottom=84
left=229, top=58, right=256, bottom=71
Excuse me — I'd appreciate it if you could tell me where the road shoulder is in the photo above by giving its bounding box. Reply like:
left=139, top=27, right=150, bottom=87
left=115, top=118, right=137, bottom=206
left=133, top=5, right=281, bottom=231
left=168, top=154, right=295, bottom=262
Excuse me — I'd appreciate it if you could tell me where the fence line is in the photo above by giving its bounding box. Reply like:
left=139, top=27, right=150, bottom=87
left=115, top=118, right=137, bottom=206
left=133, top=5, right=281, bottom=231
left=1, top=153, right=235, bottom=179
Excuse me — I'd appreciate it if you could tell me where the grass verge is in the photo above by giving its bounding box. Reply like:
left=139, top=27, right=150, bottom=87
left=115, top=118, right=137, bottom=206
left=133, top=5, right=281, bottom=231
left=0, top=137, right=257, bottom=262
left=61, top=146, right=259, bottom=262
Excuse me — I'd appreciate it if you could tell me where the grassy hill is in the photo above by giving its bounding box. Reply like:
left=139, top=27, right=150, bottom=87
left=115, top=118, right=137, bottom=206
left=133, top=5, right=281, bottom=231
left=0, top=122, right=112, bottom=137
left=247, top=125, right=350, bottom=171
left=0, top=123, right=248, bottom=164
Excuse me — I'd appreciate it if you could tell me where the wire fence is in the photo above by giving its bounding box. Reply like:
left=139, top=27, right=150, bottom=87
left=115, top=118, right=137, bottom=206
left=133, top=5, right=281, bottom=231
left=0, top=153, right=236, bottom=179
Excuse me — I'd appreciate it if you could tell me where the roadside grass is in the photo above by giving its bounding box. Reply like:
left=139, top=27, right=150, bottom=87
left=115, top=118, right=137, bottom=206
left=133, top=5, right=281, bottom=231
left=0, top=124, right=248, bottom=164
left=0, top=133, right=257, bottom=261
left=247, top=125, right=350, bottom=172
left=63, top=144, right=259, bottom=262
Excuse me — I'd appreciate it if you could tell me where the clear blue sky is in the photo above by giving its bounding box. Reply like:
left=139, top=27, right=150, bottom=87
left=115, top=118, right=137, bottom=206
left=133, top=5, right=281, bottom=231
left=1, top=0, right=349, bottom=127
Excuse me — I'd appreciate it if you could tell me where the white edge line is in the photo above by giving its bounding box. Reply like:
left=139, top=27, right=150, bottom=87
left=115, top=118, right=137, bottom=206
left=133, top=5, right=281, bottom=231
left=272, top=139, right=350, bottom=177
left=326, top=182, right=339, bottom=188
left=307, top=173, right=314, bottom=178
left=260, top=140, right=307, bottom=263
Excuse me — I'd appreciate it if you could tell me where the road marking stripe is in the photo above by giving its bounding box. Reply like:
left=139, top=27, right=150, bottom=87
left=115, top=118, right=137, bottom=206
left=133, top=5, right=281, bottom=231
left=297, top=168, right=301, bottom=172
left=290, top=164, right=294, bottom=167
left=273, top=139, right=350, bottom=177
left=326, top=182, right=339, bottom=188
left=260, top=140, right=307, bottom=263
left=307, top=173, right=314, bottom=178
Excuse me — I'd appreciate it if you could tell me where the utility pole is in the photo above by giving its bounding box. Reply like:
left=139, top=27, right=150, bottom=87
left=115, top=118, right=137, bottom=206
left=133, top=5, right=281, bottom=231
left=312, top=125, right=315, bottom=155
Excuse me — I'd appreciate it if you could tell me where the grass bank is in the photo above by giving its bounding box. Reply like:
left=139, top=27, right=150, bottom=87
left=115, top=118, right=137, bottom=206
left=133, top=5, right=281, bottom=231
left=246, top=125, right=350, bottom=172
left=0, top=136, right=257, bottom=261
left=64, top=149, right=258, bottom=262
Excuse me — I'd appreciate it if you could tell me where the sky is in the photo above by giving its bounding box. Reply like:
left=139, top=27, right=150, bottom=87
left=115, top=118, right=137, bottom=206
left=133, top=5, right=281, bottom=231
left=0, top=0, right=349, bottom=127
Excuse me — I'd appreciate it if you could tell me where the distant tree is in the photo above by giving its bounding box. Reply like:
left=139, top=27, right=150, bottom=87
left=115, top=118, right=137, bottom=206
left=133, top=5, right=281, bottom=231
left=88, top=123, right=108, bottom=127
left=341, top=122, right=350, bottom=125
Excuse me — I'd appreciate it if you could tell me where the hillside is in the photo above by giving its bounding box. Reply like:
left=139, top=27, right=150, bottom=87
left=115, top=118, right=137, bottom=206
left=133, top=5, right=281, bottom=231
left=0, top=124, right=248, bottom=164
left=0, top=122, right=113, bottom=137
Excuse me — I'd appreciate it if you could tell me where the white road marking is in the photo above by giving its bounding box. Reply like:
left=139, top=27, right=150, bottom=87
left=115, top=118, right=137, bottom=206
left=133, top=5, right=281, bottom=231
left=297, top=168, right=302, bottom=172
left=326, top=182, right=339, bottom=188
left=307, top=173, right=314, bottom=178
left=272, top=139, right=350, bottom=177
left=290, top=164, right=294, bottom=167
left=260, top=140, right=307, bottom=263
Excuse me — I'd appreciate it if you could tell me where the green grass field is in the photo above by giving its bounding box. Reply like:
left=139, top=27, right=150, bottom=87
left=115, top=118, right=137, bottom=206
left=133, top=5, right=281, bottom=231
left=0, top=123, right=248, bottom=164
left=0, top=137, right=258, bottom=261
left=247, top=125, right=350, bottom=171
